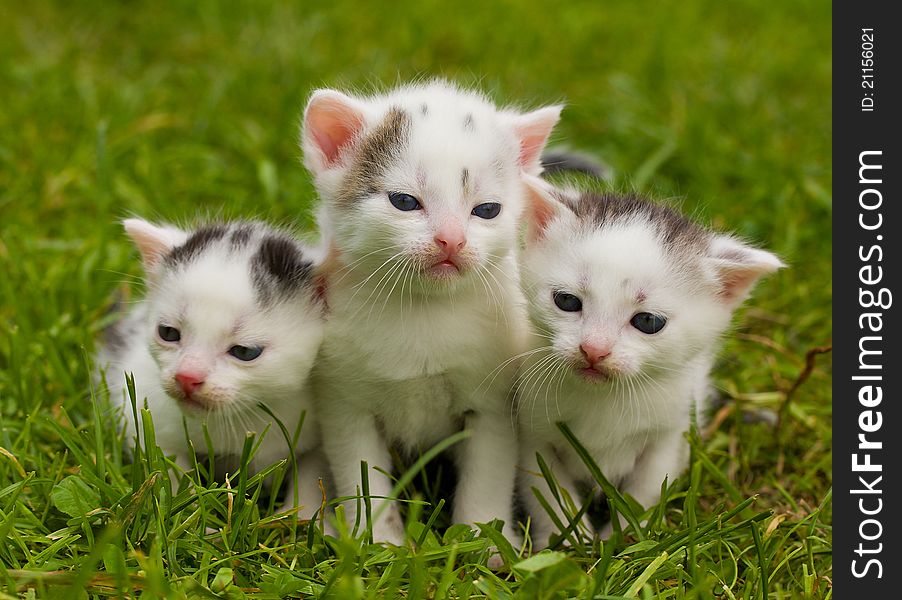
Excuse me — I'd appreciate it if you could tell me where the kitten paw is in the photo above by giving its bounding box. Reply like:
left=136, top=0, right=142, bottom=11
left=486, top=551, right=505, bottom=570
left=372, top=511, right=406, bottom=546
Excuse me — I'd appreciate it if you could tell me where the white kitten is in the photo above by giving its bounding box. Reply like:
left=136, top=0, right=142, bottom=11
left=97, top=219, right=328, bottom=519
left=517, top=177, right=784, bottom=546
left=300, top=80, right=561, bottom=544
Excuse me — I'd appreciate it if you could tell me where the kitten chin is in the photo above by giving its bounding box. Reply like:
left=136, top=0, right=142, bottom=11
left=97, top=219, right=329, bottom=519
left=517, top=178, right=784, bottom=547
left=300, top=80, right=561, bottom=546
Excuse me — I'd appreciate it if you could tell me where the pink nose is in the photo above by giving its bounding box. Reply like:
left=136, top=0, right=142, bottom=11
left=580, top=343, right=611, bottom=366
left=175, top=372, right=205, bottom=397
left=434, top=228, right=467, bottom=256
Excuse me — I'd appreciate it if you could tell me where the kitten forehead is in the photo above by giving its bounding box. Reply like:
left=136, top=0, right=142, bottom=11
left=157, top=221, right=316, bottom=307
left=336, top=107, right=411, bottom=207
left=561, top=191, right=709, bottom=257
left=575, top=223, right=670, bottom=282
left=166, top=225, right=229, bottom=267
left=176, top=258, right=256, bottom=324
left=334, top=82, right=520, bottom=211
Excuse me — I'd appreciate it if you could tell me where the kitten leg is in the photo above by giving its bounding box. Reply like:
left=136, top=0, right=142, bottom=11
left=320, top=409, right=405, bottom=545
left=600, top=429, right=689, bottom=538
left=520, top=442, right=590, bottom=549
left=452, top=410, right=519, bottom=544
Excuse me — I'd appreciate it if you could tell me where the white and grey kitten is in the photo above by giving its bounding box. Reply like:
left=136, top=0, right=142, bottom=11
left=98, top=219, right=328, bottom=518
left=300, top=80, right=561, bottom=544
left=517, top=177, right=784, bottom=546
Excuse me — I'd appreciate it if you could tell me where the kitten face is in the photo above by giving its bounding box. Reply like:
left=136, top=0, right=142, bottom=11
left=521, top=179, right=784, bottom=387
left=525, top=220, right=726, bottom=383
left=125, top=220, right=325, bottom=414
left=301, top=80, right=561, bottom=292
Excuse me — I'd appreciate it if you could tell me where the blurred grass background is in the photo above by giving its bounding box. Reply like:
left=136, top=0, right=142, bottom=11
left=0, top=0, right=831, bottom=596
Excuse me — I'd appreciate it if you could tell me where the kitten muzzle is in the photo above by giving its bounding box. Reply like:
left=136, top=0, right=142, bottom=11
left=576, top=344, right=616, bottom=382
left=172, top=371, right=215, bottom=410
left=578, top=365, right=613, bottom=382
left=427, top=258, right=463, bottom=277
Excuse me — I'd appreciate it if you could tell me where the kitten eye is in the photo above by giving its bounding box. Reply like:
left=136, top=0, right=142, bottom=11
left=157, top=325, right=181, bottom=343
left=553, top=291, right=582, bottom=312
left=388, top=192, right=421, bottom=211
left=228, top=345, right=264, bottom=361
left=471, top=202, right=501, bottom=219
left=630, top=312, right=667, bottom=334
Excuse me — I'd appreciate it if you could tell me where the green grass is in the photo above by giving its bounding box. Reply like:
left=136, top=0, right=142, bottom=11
left=0, top=0, right=831, bottom=597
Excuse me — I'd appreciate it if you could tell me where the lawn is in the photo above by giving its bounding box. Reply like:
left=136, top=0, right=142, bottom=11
left=0, top=0, right=832, bottom=597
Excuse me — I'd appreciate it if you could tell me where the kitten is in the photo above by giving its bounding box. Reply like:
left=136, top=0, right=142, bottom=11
left=517, top=177, right=784, bottom=546
left=300, top=80, right=561, bottom=545
left=97, top=219, right=328, bottom=518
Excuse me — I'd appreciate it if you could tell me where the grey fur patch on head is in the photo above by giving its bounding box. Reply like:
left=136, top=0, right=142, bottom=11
left=229, top=223, right=254, bottom=250
left=159, top=221, right=315, bottom=306
left=165, top=225, right=228, bottom=267
left=562, top=191, right=709, bottom=255
left=336, top=107, right=412, bottom=207
left=420, top=103, right=428, bottom=116
left=461, top=168, right=470, bottom=190
left=251, top=234, right=314, bottom=305
left=463, top=113, right=475, bottom=131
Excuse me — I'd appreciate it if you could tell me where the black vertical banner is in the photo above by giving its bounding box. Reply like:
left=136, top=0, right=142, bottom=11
left=834, top=1, right=900, bottom=594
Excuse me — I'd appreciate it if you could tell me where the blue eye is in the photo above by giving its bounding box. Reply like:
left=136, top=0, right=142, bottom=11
left=630, top=312, right=666, bottom=334
left=158, top=325, right=181, bottom=342
left=388, top=192, right=421, bottom=211
left=472, top=202, right=501, bottom=219
left=553, top=291, right=582, bottom=312
left=228, top=345, right=264, bottom=361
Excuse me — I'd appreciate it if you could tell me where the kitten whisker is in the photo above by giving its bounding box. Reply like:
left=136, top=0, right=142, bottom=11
left=482, top=346, right=553, bottom=395
left=350, top=250, right=406, bottom=292
left=332, top=243, right=404, bottom=285
left=365, top=259, right=407, bottom=322
left=476, top=262, right=509, bottom=326
left=376, top=260, right=411, bottom=319
left=515, top=353, right=560, bottom=429
left=482, top=255, right=519, bottom=285
left=539, top=358, right=567, bottom=425
left=347, top=254, right=405, bottom=320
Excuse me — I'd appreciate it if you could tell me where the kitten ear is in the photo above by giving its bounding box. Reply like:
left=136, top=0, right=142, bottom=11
left=511, top=105, right=563, bottom=173
left=302, top=89, right=369, bottom=173
left=707, top=235, right=785, bottom=306
left=123, top=218, right=187, bottom=273
left=522, top=174, right=571, bottom=243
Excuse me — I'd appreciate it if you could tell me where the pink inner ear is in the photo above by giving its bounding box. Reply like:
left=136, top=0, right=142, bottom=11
left=709, top=239, right=784, bottom=305
left=523, top=174, right=561, bottom=242
left=718, top=267, right=762, bottom=302
left=529, top=195, right=558, bottom=242
left=123, top=219, right=180, bottom=272
left=514, top=106, right=562, bottom=170
left=305, top=93, right=366, bottom=167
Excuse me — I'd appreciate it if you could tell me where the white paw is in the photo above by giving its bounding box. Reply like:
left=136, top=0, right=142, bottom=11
left=486, top=551, right=505, bottom=570
left=599, top=521, right=615, bottom=539
left=372, top=511, right=405, bottom=546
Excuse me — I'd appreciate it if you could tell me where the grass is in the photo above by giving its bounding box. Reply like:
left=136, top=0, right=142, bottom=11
left=0, top=0, right=831, bottom=597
